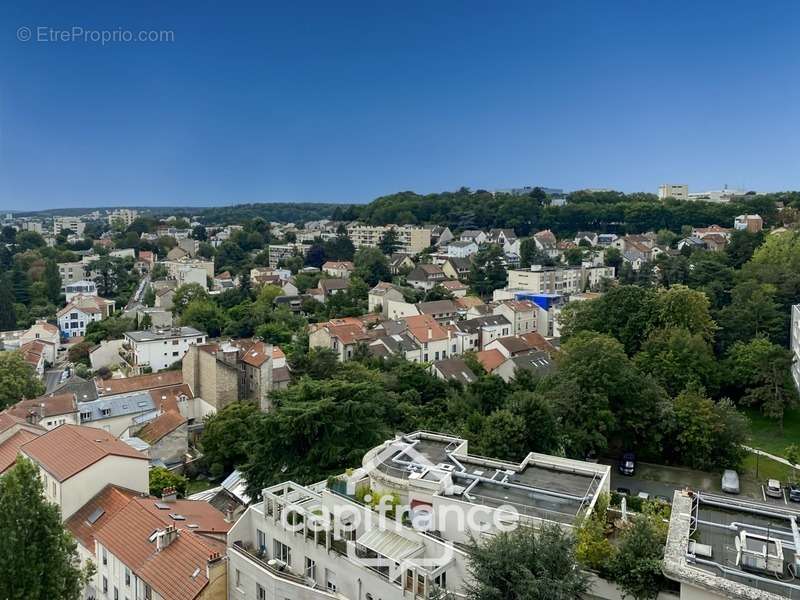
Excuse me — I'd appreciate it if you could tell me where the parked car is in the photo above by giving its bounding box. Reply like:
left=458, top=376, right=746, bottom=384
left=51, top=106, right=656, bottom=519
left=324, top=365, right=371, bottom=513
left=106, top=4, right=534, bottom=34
left=721, top=470, right=740, bottom=494
left=766, top=479, right=783, bottom=498
left=788, top=483, right=800, bottom=502
left=618, top=452, right=636, bottom=476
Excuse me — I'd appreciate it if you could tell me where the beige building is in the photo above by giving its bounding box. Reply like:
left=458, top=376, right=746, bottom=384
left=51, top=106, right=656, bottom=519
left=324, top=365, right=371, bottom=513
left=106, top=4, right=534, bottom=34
left=507, top=264, right=614, bottom=294
left=658, top=184, right=689, bottom=201
left=346, top=223, right=432, bottom=255
left=107, top=208, right=139, bottom=227
left=492, top=299, right=537, bottom=335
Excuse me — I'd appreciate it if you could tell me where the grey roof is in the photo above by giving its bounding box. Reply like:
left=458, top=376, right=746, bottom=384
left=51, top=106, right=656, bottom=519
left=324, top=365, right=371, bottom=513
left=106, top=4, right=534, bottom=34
left=319, top=278, right=349, bottom=291
left=415, top=300, right=458, bottom=315
left=448, top=240, right=477, bottom=248
left=407, top=265, right=445, bottom=281
left=432, top=358, right=477, bottom=385
left=78, top=390, right=156, bottom=422
left=505, top=351, right=555, bottom=375
left=370, top=332, right=419, bottom=356
left=458, top=314, right=511, bottom=333
left=52, top=375, right=99, bottom=402
left=125, top=326, right=204, bottom=342
left=443, top=256, right=472, bottom=271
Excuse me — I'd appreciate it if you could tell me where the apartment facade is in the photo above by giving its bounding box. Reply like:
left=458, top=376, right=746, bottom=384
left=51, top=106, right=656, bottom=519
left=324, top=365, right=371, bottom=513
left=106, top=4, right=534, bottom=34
left=108, top=208, right=139, bottom=227
left=123, top=326, right=207, bottom=374
left=657, top=184, right=689, bottom=201
left=346, top=223, right=432, bottom=255
left=507, top=264, right=613, bottom=294
left=53, top=216, right=86, bottom=236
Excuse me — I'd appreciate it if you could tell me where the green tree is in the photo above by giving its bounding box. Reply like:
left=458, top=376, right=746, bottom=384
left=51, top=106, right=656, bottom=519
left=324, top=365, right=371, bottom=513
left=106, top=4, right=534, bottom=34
left=575, top=493, right=615, bottom=574
left=609, top=511, right=667, bottom=600
left=633, top=327, right=719, bottom=396
left=142, top=285, right=156, bottom=307
left=563, top=247, right=584, bottom=266
left=181, top=300, right=227, bottom=337
left=0, top=458, right=87, bottom=600
left=191, top=225, right=207, bottom=241
left=148, top=466, right=188, bottom=497
left=172, top=283, right=210, bottom=315
left=469, top=245, right=507, bottom=298
left=717, top=281, right=784, bottom=350
left=0, top=277, right=17, bottom=330
left=43, top=260, right=62, bottom=304
left=201, top=402, right=260, bottom=478
left=0, top=351, right=44, bottom=409
left=604, top=246, right=623, bottom=271
left=466, top=523, right=589, bottom=600
left=378, top=227, right=400, bottom=255
left=353, top=247, right=390, bottom=287
left=654, top=285, right=716, bottom=343
left=668, top=386, right=748, bottom=471
left=727, top=336, right=799, bottom=430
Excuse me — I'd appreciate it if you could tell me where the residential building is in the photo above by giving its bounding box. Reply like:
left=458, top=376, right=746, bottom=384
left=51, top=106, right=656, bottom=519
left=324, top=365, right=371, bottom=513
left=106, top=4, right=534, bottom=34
left=487, top=228, right=520, bottom=254
left=19, top=319, right=60, bottom=363
left=446, top=240, right=478, bottom=258
left=657, top=184, right=689, bottom=201
left=317, top=278, right=349, bottom=301
left=53, top=216, right=86, bottom=236
left=89, top=339, right=127, bottom=370
left=456, top=315, right=512, bottom=350
left=688, top=187, right=749, bottom=203
left=430, top=225, right=454, bottom=247
left=495, top=351, right=555, bottom=382
left=122, top=326, right=207, bottom=374
left=309, top=318, right=373, bottom=361
left=0, top=412, right=44, bottom=475
left=20, top=424, right=149, bottom=520
left=441, top=257, right=471, bottom=281
left=493, top=300, right=536, bottom=335
left=57, top=294, right=116, bottom=338
left=346, top=223, right=432, bottom=255
left=406, top=264, right=447, bottom=291
left=322, top=261, right=355, bottom=279
left=182, top=339, right=276, bottom=412
left=107, top=208, right=139, bottom=227
left=267, top=243, right=309, bottom=268
left=64, top=279, right=98, bottom=302
left=129, top=410, right=189, bottom=466
left=94, top=368, right=184, bottom=397
left=474, top=348, right=505, bottom=373
left=368, top=282, right=404, bottom=316
left=227, top=431, right=609, bottom=600
left=459, top=229, right=486, bottom=244
left=533, top=229, right=560, bottom=258
left=84, top=493, right=230, bottom=600
left=430, top=357, right=477, bottom=385
left=6, top=392, right=79, bottom=430
left=507, top=264, right=614, bottom=294
left=734, top=214, right=764, bottom=233
left=664, top=490, right=800, bottom=600
left=58, top=261, right=90, bottom=286
left=415, top=300, right=459, bottom=324
left=388, top=253, right=415, bottom=275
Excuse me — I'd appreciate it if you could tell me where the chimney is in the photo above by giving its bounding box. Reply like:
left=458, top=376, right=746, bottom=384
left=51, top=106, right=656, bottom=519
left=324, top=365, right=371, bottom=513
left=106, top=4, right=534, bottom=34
left=156, top=525, right=178, bottom=551
left=161, top=486, right=178, bottom=502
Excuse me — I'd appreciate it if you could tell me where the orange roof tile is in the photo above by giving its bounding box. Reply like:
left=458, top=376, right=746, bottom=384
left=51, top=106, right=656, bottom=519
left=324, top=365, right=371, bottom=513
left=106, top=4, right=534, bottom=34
left=65, top=484, right=140, bottom=554
left=0, top=429, right=41, bottom=475
left=148, top=383, right=193, bottom=413
left=405, top=314, right=448, bottom=343
left=137, top=411, right=187, bottom=445
left=476, top=349, right=506, bottom=372
left=7, top=392, right=77, bottom=420
left=95, top=371, right=183, bottom=397
left=21, top=424, right=147, bottom=481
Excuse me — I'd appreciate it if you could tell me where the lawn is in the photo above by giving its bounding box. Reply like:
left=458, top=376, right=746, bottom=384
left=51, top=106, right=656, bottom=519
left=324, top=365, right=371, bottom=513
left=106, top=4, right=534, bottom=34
left=745, top=407, right=800, bottom=458
left=740, top=452, right=795, bottom=484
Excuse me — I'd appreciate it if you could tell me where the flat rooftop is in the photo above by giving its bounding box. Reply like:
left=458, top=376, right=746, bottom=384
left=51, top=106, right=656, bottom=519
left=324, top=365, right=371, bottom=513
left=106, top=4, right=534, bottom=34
left=667, top=491, right=800, bottom=599
left=370, top=432, right=606, bottom=525
left=125, top=326, right=204, bottom=342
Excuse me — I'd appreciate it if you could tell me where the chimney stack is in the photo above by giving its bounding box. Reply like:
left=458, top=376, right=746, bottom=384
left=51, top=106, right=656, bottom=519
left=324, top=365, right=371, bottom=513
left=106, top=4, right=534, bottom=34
left=161, top=486, right=178, bottom=502
left=156, top=525, right=178, bottom=551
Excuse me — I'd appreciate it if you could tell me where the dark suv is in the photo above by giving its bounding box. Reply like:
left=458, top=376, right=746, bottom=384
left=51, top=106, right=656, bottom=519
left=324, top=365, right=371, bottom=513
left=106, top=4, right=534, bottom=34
left=618, top=452, right=635, bottom=476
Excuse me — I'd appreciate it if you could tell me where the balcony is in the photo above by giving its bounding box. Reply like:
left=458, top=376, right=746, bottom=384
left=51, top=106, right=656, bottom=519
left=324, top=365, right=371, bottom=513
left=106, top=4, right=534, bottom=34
left=231, top=540, right=311, bottom=587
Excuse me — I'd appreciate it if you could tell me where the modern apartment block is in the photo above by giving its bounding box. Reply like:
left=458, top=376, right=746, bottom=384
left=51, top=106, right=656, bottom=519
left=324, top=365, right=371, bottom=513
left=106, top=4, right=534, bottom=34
left=108, top=208, right=139, bottom=227
left=267, top=243, right=309, bottom=269
left=346, top=224, right=432, bottom=255
left=122, top=326, right=207, bottom=374
left=53, top=216, right=86, bottom=236
left=506, top=264, right=614, bottom=294
left=227, top=431, right=610, bottom=600
left=792, top=304, right=800, bottom=394
left=658, top=184, right=689, bottom=201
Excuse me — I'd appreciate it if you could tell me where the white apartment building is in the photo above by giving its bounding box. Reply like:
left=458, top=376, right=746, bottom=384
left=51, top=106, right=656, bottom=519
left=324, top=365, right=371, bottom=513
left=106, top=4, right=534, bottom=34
left=57, top=294, right=116, bottom=338
left=108, top=208, right=139, bottom=227
left=123, top=326, right=207, bottom=374
left=20, top=424, right=149, bottom=520
left=792, top=305, right=800, bottom=394
left=58, top=261, right=91, bottom=286
left=227, top=431, right=610, bottom=600
left=53, top=216, right=86, bottom=236
left=268, top=243, right=309, bottom=269
left=492, top=300, right=537, bottom=335
left=64, top=279, right=98, bottom=302
left=507, top=264, right=614, bottom=294
left=163, top=257, right=215, bottom=281
left=657, top=184, right=688, bottom=201
left=346, top=224, right=432, bottom=255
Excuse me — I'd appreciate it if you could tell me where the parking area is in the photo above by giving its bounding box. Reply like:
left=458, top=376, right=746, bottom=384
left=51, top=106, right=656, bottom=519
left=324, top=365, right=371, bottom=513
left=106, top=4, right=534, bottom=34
left=603, top=459, right=798, bottom=509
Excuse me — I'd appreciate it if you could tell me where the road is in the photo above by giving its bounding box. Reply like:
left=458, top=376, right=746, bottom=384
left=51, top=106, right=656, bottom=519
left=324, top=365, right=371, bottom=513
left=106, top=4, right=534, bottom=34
left=603, top=459, right=796, bottom=509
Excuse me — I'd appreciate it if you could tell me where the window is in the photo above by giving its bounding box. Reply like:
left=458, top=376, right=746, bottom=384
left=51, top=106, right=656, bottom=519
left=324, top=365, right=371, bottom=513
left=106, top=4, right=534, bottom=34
left=144, top=584, right=152, bottom=600
left=172, top=351, right=179, bottom=357
left=256, top=529, right=266, bottom=552
left=325, top=569, right=337, bottom=592
left=80, top=411, right=92, bottom=422
left=305, top=557, right=316, bottom=580
left=102, top=548, right=107, bottom=565
left=256, top=584, right=266, bottom=600
left=51, top=481, right=56, bottom=497
left=434, top=571, right=447, bottom=589
left=102, top=576, right=108, bottom=593
left=101, top=408, right=111, bottom=417
left=273, top=539, right=291, bottom=565
left=125, top=567, right=130, bottom=586
left=114, top=587, right=119, bottom=600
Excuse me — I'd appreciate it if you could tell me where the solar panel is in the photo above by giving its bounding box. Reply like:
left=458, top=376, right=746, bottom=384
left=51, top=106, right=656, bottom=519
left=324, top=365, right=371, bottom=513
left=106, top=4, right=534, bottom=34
left=86, top=507, right=105, bottom=524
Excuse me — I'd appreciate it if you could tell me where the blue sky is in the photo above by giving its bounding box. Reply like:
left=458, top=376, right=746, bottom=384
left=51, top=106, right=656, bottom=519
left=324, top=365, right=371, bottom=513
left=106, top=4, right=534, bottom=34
left=1, top=1, right=799, bottom=210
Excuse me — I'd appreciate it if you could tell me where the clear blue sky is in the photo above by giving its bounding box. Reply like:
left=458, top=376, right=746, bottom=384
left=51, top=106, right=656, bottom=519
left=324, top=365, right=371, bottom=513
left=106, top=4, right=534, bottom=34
left=1, top=1, right=799, bottom=210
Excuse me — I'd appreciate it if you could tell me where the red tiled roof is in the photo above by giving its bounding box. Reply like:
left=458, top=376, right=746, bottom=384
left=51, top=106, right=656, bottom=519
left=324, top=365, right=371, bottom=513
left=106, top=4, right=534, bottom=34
left=405, top=314, right=448, bottom=343
left=137, top=411, right=187, bottom=445
left=65, top=485, right=140, bottom=554
left=95, top=371, right=183, bottom=397
left=21, top=424, right=148, bottom=482
left=7, top=392, right=77, bottom=420
left=0, top=429, right=41, bottom=475
left=519, top=332, right=556, bottom=353
left=148, top=384, right=193, bottom=414
left=476, top=349, right=505, bottom=372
